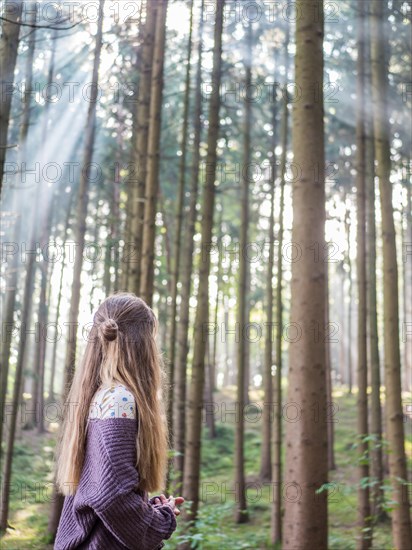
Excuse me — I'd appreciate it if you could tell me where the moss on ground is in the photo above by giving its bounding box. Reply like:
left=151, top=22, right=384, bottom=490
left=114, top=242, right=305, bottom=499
left=1, top=390, right=409, bottom=549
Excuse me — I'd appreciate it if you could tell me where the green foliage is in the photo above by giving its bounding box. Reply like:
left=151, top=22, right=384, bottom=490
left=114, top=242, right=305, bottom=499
left=1, top=394, right=401, bottom=549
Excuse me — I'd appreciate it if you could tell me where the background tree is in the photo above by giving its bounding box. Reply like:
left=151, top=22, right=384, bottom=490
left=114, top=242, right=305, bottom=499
left=140, top=0, right=169, bottom=306
left=0, top=0, right=23, bottom=193
left=182, top=0, right=225, bottom=522
left=283, top=1, right=328, bottom=548
left=355, top=2, right=371, bottom=546
left=370, top=1, right=412, bottom=547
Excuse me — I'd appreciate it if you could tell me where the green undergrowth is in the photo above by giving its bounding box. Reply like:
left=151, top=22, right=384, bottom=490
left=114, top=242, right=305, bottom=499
left=1, top=390, right=410, bottom=549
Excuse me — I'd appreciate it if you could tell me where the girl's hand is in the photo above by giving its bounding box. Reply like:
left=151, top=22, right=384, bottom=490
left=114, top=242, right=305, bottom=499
left=167, top=495, right=185, bottom=516
left=152, top=494, right=185, bottom=516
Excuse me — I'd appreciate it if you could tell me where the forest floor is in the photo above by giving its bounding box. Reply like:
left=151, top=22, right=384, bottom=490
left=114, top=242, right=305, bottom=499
left=1, top=389, right=411, bottom=550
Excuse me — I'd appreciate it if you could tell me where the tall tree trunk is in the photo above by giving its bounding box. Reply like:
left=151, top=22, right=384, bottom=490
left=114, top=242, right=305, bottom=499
left=48, top=190, right=74, bottom=402
left=338, top=265, right=346, bottom=384
left=235, top=22, right=252, bottom=525
left=0, top=0, right=23, bottom=193
left=120, top=51, right=139, bottom=293
left=140, top=0, right=168, bottom=306
left=283, top=1, right=328, bottom=548
left=243, top=267, right=251, bottom=407
left=47, top=2, right=105, bottom=539
left=271, top=46, right=290, bottom=545
left=325, top=264, right=335, bottom=471
left=122, top=1, right=156, bottom=293
left=0, top=197, right=40, bottom=528
left=167, top=0, right=194, bottom=437
left=356, top=2, right=371, bottom=545
left=345, top=206, right=353, bottom=394
left=34, top=27, right=58, bottom=432
left=204, top=338, right=216, bottom=439
left=182, top=0, right=224, bottom=522
left=366, top=92, right=385, bottom=524
left=402, top=173, right=412, bottom=392
left=260, top=49, right=279, bottom=484
left=0, top=6, right=42, bottom=526
left=211, top=212, right=223, bottom=394
left=370, top=1, right=412, bottom=546
left=61, top=0, right=104, bottom=393
left=0, top=1, right=37, bottom=447
left=172, top=0, right=205, bottom=493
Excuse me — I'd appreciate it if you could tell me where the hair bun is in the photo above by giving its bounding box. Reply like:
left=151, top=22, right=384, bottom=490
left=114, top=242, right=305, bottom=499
left=100, top=319, right=118, bottom=341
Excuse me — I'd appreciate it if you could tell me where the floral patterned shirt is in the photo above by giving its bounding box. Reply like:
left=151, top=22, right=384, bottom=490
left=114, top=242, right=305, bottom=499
left=89, top=383, right=136, bottom=420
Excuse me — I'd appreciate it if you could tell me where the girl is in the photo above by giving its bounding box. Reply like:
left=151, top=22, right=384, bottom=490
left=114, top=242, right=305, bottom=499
left=54, top=293, right=184, bottom=549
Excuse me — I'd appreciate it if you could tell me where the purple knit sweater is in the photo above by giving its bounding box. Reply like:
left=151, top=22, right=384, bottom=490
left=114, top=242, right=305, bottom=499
left=54, top=417, right=176, bottom=549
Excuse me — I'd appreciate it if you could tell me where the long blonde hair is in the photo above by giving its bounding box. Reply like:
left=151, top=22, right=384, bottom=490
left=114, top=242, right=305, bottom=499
left=55, top=293, right=169, bottom=496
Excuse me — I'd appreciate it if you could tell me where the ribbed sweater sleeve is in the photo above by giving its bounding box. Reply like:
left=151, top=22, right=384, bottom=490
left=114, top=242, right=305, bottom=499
left=81, top=418, right=176, bottom=550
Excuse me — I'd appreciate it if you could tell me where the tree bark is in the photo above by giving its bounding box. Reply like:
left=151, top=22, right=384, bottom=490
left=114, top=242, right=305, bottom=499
left=0, top=1, right=37, bottom=447
left=283, top=1, right=328, bottom=548
left=235, top=21, right=252, bottom=525
left=182, top=0, right=224, bottom=522
left=271, top=31, right=290, bottom=546
left=172, top=0, right=205, bottom=494
left=345, top=204, right=353, bottom=394
left=325, top=264, right=335, bottom=471
left=402, top=172, right=412, bottom=392
left=211, top=211, right=223, bottom=394
left=0, top=6, right=42, bottom=526
left=122, top=1, right=156, bottom=293
left=140, top=0, right=168, bottom=306
left=204, top=338, right=216, bottom=439
left=61, top=0, right=104, bottom=394
left=34, top=28, right=58, bottom=432
left=355, top=2, right=371, bottom=545
left=48, top=190, right=74, bottom=403
left=47, top=2, right=105, bottom=539
left=260, top=97, right=276, bottom=483
left=0, top=0, right=23, bottom=193
left=366, top=112, right=386, bottom=525
left=167, top=0, right=194, bottom=437
left=370, top=1, right=412, bottom=546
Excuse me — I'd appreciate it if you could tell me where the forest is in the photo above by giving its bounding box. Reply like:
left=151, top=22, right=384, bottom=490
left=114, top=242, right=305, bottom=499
left=0, top=0, right=411, bottom=548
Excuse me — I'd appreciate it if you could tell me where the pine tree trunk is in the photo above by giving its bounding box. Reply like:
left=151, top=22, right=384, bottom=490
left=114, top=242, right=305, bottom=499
left=47, top=2, right=105, bottom=539
left=345, top=208, right=353, bottom=394
left=271, top=43, right=290, bottom=543
left=0, top=203, right=20, bottom=448
left=123, top=1, right=156, bottom=293
left=370, top=1, right=412, bottom=545
left=35, top=28, right=59, bottom=432
left=204, top=339, right=216, bottom=439
left=243, top=267, right=251, bottom=407
left=0, top=208, right=40, bottom=528
left=140, top=0, right=168, bottom=306
left=0, top=1, right=37, bottom=447
left=366, top=96, right=385, bottom=523
left=61, top=0, right=104, bottom=394
left=172, top=0, right=205, bottom=493
left=325, top=264, right=335, bottom=471
left=235, top=22, right=252, bottom=525
left=355, top=3, right=371, bottom=545
left=0, top=0, right=23, bottom=193
left=182, top=0, right=224, bottom=522
left=339, top=266, right=346, bottom=385
left=48, top=190, right=74, bottom=402
left=283, top=1, right=328, bottom=548
left=211, top=212, right=223, bottom=394
left=402, top=173, right=412, bottom=392
left=167, top=0, right=194, bottom=437
left=0, top=3, right=41, bottom=516
left=260, top=50, right=279, bottom=485
left=120, top=50, right=139, bottom=293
